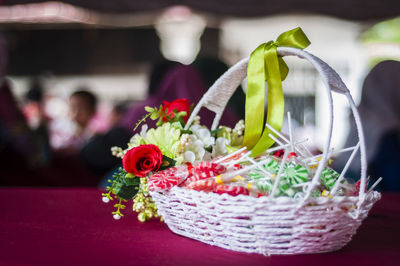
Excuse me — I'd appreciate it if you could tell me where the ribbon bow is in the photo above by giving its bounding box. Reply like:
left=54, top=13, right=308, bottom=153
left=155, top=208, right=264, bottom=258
left=242, top=27, right=310, bottom=157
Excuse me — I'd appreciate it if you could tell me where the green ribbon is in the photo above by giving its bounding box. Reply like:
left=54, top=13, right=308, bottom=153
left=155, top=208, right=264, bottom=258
left=242, top=27, right=310, bottom=157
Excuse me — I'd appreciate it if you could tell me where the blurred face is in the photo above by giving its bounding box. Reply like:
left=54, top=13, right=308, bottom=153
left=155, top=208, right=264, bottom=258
left=69, top=95, right=94, bottom=128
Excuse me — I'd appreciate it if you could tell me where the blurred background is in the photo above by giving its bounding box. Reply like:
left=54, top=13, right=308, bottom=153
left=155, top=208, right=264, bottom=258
left=1, top=0, right=400, bottom=190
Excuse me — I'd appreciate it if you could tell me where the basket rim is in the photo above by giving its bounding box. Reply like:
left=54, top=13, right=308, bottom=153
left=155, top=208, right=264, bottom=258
left=151, top=186, right=381, bottom=207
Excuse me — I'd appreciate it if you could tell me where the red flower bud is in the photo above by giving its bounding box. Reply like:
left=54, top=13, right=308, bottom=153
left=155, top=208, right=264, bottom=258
left=162, top=98, right=190, bottom=122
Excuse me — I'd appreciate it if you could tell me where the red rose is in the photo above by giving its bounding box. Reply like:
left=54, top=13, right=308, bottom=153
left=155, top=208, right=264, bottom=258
left=122, top=144, right=163, bottom=177
left=162, top=98, right=190, bottom=122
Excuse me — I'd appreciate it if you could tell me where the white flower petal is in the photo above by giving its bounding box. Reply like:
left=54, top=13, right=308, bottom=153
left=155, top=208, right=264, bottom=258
left=184, top=151, right=196, bottom=163
left=189, top=135, right=198, bottom=142
left=203, top=137, right=215, bottom=147
left=197, top=128, right=210, bottom=140
left=190, top=125, right=201, bottom=132
left=196, top=147, right=206, bottom=161
left=140, top=124, right=148, bottom=138
left=193, top=139, right=204, bottom=148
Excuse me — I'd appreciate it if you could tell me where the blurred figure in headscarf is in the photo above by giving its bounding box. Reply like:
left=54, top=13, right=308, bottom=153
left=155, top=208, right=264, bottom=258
left=334, top=60, right=400, bottom=192
left=122, top=57, right=241, bottom=132
left=192, top=56, right=245, bottom=120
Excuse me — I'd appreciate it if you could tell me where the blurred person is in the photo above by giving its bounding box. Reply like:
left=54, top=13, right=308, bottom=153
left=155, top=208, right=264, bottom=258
left=0, top=79, right=51, bottom=171
left=148, top=59, right=182, bottom=96
left=121, top=59, right=181, bottom=131
left=22, top=77, right=48, bottom=130
left=109, top=102, right=129, bottom=128
left=122, top=58, right=240, bottom=132
left=333, top=60, right=400, bottom=192
left=0, top=34, right=50, bottom=174
left=80, top=102, right=131, bottom=177
left=50, top=89, right=97, bottom=152
left=192, top=56, right=246, bottom=120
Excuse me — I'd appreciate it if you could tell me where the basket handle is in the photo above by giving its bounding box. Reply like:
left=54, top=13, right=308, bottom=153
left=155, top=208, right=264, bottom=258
left=185, top=47, right=349, bottom=131
left=185, top=47, right=368, bottom=210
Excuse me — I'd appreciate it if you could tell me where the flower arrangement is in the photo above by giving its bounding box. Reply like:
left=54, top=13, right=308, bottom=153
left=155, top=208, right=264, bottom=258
left=103, top=98, right=246, bottom=221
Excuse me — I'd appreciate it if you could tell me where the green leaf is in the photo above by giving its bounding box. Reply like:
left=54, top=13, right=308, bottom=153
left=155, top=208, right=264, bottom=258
left=180, top=129, right=192, bottom=135
left=122, top=176, right=141, bottom=186
left=177, top=111, right=187, bottom=117
left=210, top=128, right=223, bottom=137
left=156, top=118, right=163, bottom=126
left=145, top=106, right=154, bottom=112
left=150, top=112, right=159, bottom=120
left=159, top=155, right=176, bottom=170
left=115, top=183, right=140, bottom=200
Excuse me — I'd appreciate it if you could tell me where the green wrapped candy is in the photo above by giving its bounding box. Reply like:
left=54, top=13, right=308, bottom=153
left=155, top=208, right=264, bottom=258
left=277, top=179, right=297, bottom=197
left=266, top=159, right=280, bottom=174
left=311, top=189, right=322, bottom=198
left=320, top=168, right=341, bottom=190
left=254, top=179, right=273, bottom=193
left=248, top=158, right=280, bottom=180
left=283, top=162, right=309, bottom=185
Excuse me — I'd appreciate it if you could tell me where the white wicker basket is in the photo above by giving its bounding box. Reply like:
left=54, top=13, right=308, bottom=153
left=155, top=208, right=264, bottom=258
left=150, top=47, right=381, bottom=255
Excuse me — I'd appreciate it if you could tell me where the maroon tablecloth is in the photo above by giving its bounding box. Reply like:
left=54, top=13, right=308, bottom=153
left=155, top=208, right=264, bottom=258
left=0, top=188, right=399, bottom=266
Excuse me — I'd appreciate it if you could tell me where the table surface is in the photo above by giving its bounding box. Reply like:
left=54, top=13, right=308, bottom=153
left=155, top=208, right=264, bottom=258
left=0, top=188, right=399, bottom=266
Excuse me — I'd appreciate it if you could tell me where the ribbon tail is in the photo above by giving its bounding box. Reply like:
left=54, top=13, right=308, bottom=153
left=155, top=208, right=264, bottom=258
left=242, top=43, right=267, bottom=149
left=251, top=45, right=285, bottom=157
left=278, top=57, right=289, bottom=81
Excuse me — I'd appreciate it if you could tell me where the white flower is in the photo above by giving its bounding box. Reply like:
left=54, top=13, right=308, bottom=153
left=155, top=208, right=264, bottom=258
left=190, top=125, right=215, bottom=148
left=213, top=137, right=230, bottom=157
left=183, top=139, right=206, bottom=163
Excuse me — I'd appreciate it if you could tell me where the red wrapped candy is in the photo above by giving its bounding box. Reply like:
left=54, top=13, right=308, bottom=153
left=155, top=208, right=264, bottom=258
left=213, top=184, right=249, bottom=196
left=148, top=165, right=189, bottom=191
left=186, top=178, right=217, bottom=192
left=185, top=162, right=227, bottom=185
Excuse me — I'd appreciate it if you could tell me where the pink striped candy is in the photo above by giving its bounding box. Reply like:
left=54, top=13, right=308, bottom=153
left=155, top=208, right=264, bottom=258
left=186, top=178, right=217, bottom=192
left=185, top=162, right=226, bottom=184
left=183, top=162, right=226, bottom=185
left=213, top=184, right=249, bottom=196
left=148, top=165, right=189, bottom=191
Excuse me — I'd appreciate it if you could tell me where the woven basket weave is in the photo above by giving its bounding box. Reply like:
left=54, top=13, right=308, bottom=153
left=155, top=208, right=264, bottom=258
left=150, top=47, right=381, bottom=255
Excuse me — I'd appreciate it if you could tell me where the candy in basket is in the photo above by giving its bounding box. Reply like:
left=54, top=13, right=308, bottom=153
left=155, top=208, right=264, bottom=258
left=102, top=28, right=381, bottom=255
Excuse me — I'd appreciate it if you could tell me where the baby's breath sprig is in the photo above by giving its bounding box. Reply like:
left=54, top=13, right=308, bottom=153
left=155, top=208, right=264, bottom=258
left=101, top=167, right=136, bottom=219
left=111, top=146, right=125, bottom=158
left=112, top=198, right=127, bottom=220
left=133, top=177, right=161, bottom=222
left=101, top=169, right=124, bottom=203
